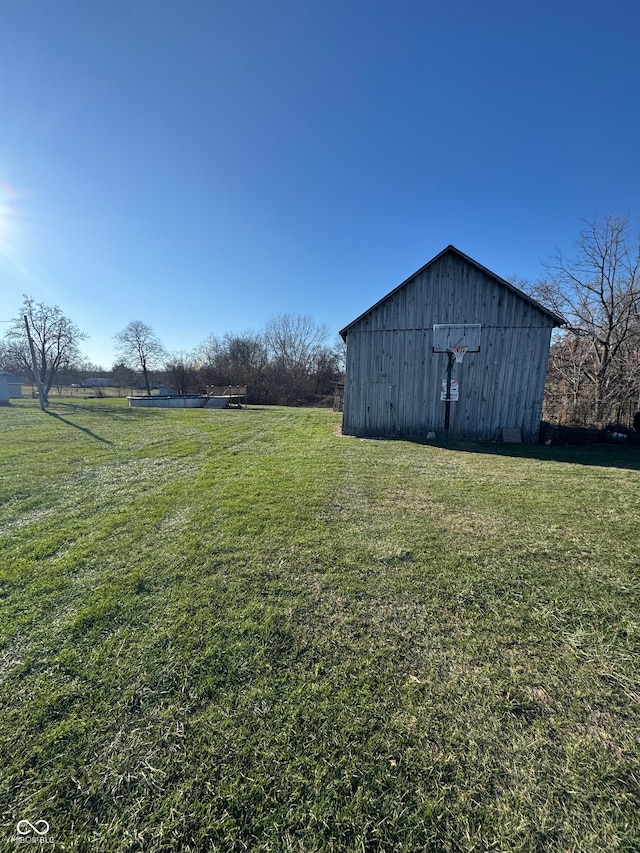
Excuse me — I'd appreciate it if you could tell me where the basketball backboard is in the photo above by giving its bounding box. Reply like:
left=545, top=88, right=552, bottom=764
left=432, top=324, right=481, bottom=353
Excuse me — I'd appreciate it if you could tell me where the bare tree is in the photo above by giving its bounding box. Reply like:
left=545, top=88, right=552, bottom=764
left=264, top=313, right=329, bottom=375
left=311, top=345, right=343, bottom=396
left=111, top=361, right=140, bottom=396
left=534, top=213, right=640, bottom=426
left=543, top=334, right=597, bottom=425
left=332, top=334, right=347, bottom=376
left=164, top=350, right=198, bottom=395
left=224, top=333, right=268, bottom=380
left=193, top=335, right=223, bottom=371
left=5, top=296, right=88, bottom=407
left=262, top=314, right=330, bottom=403
left=194, top=318, right=337, bottom=405
left=114, top=321, right=166, bottom=396
left=196, top=331, right=268, bottom=394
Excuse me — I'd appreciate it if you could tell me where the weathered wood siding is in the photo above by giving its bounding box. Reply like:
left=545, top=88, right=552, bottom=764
left=342, top=250, right=556, bottom=441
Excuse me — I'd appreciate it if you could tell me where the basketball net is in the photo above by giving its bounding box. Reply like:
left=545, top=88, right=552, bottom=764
left=450, top=344, right=468, bottom=363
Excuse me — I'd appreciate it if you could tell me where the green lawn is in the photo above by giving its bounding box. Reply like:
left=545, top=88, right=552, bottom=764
left=1, top=400, right=639, bottom=852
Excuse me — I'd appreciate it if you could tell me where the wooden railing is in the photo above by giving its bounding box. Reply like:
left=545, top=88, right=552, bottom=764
left=205, top=385, right=248, bottom=405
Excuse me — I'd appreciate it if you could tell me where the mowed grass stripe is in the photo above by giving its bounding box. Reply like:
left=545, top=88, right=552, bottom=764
left=0, top=399, right=638, bottom=852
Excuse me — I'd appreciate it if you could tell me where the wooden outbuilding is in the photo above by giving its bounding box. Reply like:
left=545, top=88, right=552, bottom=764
left=0, top=370, right=22, bottom=404
left=339, top=245, right=564, bottom=441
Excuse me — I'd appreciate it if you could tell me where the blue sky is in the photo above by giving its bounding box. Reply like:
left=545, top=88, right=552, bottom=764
left=1, top=0, right=639, bottom=368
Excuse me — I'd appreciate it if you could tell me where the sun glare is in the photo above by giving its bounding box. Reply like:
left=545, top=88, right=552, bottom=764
left=0, top=185, right=16, bottom=245
left=0, top=182, right=29, bottom=277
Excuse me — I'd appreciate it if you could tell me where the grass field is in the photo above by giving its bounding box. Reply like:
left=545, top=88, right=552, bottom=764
left=1, top=399, right=639, bottom=852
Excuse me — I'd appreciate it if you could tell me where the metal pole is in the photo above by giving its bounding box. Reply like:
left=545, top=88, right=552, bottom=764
left=444, top=351, right=453, bottom=445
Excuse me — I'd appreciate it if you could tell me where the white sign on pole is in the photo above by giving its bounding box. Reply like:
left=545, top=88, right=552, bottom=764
left=441, top=379, right=459, bottom=401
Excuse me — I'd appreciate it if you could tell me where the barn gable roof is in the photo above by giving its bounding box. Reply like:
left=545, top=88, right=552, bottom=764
left=0, top=369, right=21, bottom=382
left=339, top=245, right=565, bottom=340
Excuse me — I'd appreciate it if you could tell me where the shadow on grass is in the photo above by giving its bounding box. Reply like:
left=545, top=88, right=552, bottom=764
left=436, top=439, right=640, bottom=471
left=54, top=400, right=131, bottom=415
left=350, top=431, right=640, bottom=470
left=53, top=401, right=262, bottom=417
left=44, top=410, right=113, bottom=444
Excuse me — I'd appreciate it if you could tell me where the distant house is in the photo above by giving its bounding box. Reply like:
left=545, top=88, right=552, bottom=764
left=339, top=245, right=564, bottom=441
left=0, top=370, right=22, bottom=403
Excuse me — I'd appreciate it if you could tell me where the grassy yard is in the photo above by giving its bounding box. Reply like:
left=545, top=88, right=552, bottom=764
left=1, top=399, right=638, bottom=852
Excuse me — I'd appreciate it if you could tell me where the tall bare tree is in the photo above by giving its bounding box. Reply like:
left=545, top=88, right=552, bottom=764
left=5, top=296, right=88, bottom=407
left=164, top=350, right=198, bottom=395
left=534, top=213, right=640, bottom=426
left=114, top=321, right=166, bottom=396
left=196, top=331, right=268, bottom=391
left=194, top=320, right=338, bottom=405
left=263, top=314, right=331, bottom=402
left=111, top=361, right=140, bottom=395
left=264, top=313, right=329, bottom=375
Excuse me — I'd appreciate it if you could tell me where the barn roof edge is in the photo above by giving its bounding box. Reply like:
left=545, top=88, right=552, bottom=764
left=0, top=369, right=21, bottom=381
left=339, top=245, right=565, bottom=340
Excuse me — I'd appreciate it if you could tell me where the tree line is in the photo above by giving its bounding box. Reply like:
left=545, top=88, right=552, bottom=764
left=0, top=308, right=344, bottom=408
left=2, top=212, right=639, bottom=427
left=529, top=213, right=640, bottom=429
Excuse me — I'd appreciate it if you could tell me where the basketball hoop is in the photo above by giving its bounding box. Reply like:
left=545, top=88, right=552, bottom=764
left=450, top=344, right=468, bottom=363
